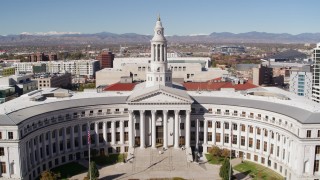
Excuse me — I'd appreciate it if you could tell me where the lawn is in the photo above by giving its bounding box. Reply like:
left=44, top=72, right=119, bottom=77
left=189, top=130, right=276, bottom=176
left=234, top=161, right=283, bottom=180
left=51, top=162, right=87, bottom=180
left=90, top=153, right=127, bottom=166
left=205, top=153, right=225, bottom=164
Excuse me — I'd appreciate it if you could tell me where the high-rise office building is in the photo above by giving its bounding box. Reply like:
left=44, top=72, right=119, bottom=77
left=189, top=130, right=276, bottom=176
left=96, top=50, right=115, bottom=69
left=312, top=43, right=320, bottom=103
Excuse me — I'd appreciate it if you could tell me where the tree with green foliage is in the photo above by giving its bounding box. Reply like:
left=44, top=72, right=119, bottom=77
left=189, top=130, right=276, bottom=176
left=219, top=158, right=233, bottom=180
left=40, top=170, right=59, bottom=180
left=87, top=161, right=99, bottom=180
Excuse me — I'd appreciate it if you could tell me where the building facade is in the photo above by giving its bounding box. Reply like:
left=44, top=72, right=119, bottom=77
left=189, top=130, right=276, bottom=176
left=33, top=73, right=72, bottom=89
left=0, top=18, right=319, bottom=180
left=96, top=50, right=114, bottom=69
left=13, top=60, right=100, bottom=78
left=312, top=43, right=320, bottom=103
left=289, top=71, right=312, bottom=99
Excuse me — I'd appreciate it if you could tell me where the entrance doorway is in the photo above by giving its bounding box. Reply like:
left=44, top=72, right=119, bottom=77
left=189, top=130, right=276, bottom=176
left=179, top=136, right=185, bottom=146
left=135, top=136, right=140, bottom=147
left=156, top=126, right=163, bottom=146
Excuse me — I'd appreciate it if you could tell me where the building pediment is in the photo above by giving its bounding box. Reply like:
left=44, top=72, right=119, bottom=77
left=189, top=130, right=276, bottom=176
left=127, top=85, right=193, bottom=104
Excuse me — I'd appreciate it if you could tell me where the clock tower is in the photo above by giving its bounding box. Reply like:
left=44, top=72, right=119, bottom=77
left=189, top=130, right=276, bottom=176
left=146, top=15, right=172, bottom=88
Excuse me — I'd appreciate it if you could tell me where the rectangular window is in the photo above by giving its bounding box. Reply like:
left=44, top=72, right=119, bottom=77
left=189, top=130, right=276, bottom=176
left=208, top=132, right=212, bottom=141
left=316, top=146, right=320, bottom=154
left=99, top=122, right=103, bottom=130
left=107, top=133, right=111, bottom=142
left=241, top=136, right=245, bottom=146
left=232, top=135, right=237, bottom=144
left=318, top=130, right=320, bottom=138
left=208, top=121, right=212, bottom=128
left=124, top=132, right=128, bottom=141
left=116, top=132, right=120, bottom=141
left=224, top=123, right=229, bottom=129
left=124, top=121, right=128, bottom=127
left=224, top=134, right=229, bottom=143
left=180, top=123, right=184, bottom=130
left=0, top=162, right=6, bottom=174
left=135, top=123, right=139, bottom=130
left=241, top=124, right=245, bottom=132
left=270, top=144, right=274, bottom=154
left=256, top=140, right=260, bottom=150
left=264, top=142, right=267, bottom=152
left=8, top=132, right=13, bottom=139
left=307, top=130, right=311, bottom=138
left=257, top=128, right=261, bottom=135
left=216, top=133, right=221, bottom=142
left=233, top=124, right=237, bottom=131
left=249, top=138, right=253, bottom=148
left=99, top=133, right=103, bottom=143
left=0, top=148, right=4, bottom=156
left=315, top=160, right=319, bottom=172
left=249, top=126, right=253, bottom=133
left=116, top=122, right=120, bottom=128
left=216, top=122, right=221, bottom=128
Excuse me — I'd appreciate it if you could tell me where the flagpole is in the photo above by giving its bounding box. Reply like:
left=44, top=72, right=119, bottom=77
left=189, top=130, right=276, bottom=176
left=229, top=122, right=232, bottom=180
left=88, top=121, right=92, bottom=180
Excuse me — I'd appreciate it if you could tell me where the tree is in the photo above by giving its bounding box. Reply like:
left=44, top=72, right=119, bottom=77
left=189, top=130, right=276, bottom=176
left=40, top=170, right=59, bottom=180
left=87, top=161, right=99, bottom=180
left=221, top=148, right=230, bottom=158
left=209, top=146, right=221, bottom=157
left=219, top=158, right=233, bottom=180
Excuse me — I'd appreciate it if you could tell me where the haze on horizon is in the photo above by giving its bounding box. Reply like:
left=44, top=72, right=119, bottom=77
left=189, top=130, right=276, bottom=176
left=1, top=0, right=319, bottom=36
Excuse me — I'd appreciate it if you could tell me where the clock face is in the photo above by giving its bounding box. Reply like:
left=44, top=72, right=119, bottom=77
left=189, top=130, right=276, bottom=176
left=157, top=30, right=162, bottom=35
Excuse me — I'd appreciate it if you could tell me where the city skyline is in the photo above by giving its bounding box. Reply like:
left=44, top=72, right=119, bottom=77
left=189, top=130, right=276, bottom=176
left=1, top=0, right=320, bottom=36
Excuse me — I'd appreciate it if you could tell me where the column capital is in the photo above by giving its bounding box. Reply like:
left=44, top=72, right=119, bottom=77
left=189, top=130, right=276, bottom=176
left=151, top=110, right=157, bottom=114
left=163, top=110, right=168, bottom=115
left=186, top=110, right=191, bottom=114
left=139, top=110, right=145, bottom=114
left=174, top=110, right=180, bottom=115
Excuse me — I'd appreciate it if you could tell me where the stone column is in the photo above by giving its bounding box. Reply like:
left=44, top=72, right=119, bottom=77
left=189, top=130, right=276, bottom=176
left=185, top=110, right=191, bottom=148
left=140, top=110, right=145, bottom=148
left=63, top=127, right=67, bottom=152
left=237, top=123, right=241, bottom=149
left=163, top=110, right=168, bottom=149
left=129, top=111, right=134, bottom=147
left=151, top=110, right=156, bottom=148
left=79, top=125, right=83, bottom=149
left=204, top=119, right=208, bottom=145
left=221, top=121, right=225, bottom=146
left=196, top=119, right=199, bottom=150
left=95, top=123, right=99, bottom=147
left=103, top=122, right=107, bottom=144
left=174, top=110, right=180, bottom=149
left=213, top=121, right=216, bottom=145
left=71, top=126, right=75, bottom=150
left=253, top=126, right=256, bottom=152
left=120, top=121, right=124, bottom=144
left=111, top=121, right=116, bottom=145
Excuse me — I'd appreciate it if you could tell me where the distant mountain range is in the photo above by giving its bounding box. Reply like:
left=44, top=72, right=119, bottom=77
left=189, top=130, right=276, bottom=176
left=1, top=31, right=320, bottom=45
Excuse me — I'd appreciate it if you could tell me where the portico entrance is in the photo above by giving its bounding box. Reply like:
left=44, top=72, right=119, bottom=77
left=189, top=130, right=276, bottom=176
left=156, top=126, right=163, bottom=146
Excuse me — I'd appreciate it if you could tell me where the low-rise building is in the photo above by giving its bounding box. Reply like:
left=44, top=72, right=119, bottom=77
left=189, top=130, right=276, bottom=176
left=13, top=60, right=100, bottom=78
left=0, top=74, right=37, bottom=96
left=0, top=67, right=15, bottom=77
left=96, top=57, right=226, bottom=87
left=33, top=73, right=72, bottom=89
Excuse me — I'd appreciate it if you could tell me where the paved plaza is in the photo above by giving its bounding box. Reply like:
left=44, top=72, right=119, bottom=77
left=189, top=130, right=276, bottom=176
left=71, top=147, right=222, bottom=180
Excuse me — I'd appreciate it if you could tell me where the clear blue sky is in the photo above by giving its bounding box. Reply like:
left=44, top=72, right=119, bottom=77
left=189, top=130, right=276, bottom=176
left=1, top=0, right=319, bottom=35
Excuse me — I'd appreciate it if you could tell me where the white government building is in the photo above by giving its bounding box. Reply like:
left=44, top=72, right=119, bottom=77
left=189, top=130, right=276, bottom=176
left=0, top=17, right=320, bottom=180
